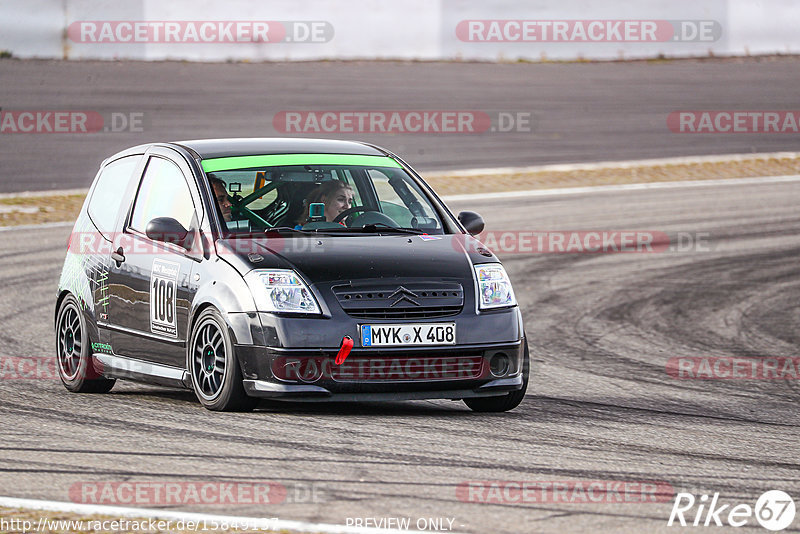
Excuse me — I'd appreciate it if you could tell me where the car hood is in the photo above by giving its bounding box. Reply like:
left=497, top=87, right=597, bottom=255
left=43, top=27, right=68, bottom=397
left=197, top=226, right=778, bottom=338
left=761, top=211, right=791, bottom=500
left=216, top=234, right=496, bottom=284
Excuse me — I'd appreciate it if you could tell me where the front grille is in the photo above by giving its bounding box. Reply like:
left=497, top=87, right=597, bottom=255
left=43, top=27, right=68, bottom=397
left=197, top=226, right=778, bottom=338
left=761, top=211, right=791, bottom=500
left=333, top=282, right=464, bottom=319
left=344, top=306, right=462, bottom=320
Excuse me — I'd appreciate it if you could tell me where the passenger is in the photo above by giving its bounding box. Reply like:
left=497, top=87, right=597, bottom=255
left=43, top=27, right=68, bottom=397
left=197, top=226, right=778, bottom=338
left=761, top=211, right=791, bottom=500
left=295, top=180, right=354, bottom=228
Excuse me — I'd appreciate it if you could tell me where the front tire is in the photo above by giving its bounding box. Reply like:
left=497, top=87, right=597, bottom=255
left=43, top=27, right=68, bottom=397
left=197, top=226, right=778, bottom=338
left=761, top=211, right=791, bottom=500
left=464, top=338, right=529, bottom=413
left=189, top=308, right=258, bottom=412
left=56, top=294, right=115, bottom=393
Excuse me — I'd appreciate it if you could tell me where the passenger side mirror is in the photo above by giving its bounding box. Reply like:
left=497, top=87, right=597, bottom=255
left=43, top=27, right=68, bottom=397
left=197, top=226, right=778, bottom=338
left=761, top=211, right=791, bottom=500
left=458, top=211, right=485, bottom=235
left=146, top=217, right=191, bottom=249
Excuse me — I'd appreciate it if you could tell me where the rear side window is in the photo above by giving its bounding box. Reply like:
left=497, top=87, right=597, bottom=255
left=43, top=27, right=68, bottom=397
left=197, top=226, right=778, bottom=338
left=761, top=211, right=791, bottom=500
left=130, top=157, right=196, bottom=233
left=87, top=155, right=141, bottom=235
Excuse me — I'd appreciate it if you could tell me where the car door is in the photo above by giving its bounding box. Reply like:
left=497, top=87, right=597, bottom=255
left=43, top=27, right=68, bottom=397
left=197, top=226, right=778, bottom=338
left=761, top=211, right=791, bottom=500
left=70, top=153, right=144, bottom=349
left=105, top=147, right=203, bottom=368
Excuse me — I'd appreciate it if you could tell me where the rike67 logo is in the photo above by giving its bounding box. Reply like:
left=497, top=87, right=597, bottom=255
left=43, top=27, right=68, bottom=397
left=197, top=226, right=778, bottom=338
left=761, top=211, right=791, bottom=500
left=668, top=490, right=796, bottom=531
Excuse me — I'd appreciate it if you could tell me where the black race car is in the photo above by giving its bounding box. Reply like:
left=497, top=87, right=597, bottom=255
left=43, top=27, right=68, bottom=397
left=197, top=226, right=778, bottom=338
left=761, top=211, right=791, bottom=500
left=55, top=138, right=528, bottom=411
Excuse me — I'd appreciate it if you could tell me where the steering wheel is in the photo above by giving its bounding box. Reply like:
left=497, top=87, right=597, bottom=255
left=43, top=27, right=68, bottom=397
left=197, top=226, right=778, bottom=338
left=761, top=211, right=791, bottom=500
left=332, top=206, right=378, bottom=224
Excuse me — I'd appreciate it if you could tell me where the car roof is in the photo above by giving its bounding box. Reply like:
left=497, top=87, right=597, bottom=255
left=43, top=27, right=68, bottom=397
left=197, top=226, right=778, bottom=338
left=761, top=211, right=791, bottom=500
left=170, top=138, right=388, bottom=159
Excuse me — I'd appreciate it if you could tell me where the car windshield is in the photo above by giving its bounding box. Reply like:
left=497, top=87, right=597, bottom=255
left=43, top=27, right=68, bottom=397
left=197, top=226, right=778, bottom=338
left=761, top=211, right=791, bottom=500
left=202, top=155, right=447, bottom=236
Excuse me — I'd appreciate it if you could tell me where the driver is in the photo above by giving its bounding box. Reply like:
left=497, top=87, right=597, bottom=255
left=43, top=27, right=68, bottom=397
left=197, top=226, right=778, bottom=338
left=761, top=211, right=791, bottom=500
left=208, top=174, right=233, bottom=223
left=209, top=174, right=253, bottom=232
left=295, top=180, right=354, bottom=228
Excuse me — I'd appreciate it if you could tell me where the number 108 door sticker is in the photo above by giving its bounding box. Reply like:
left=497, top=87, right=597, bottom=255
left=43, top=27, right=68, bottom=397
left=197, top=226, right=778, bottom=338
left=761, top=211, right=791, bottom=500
left=150, top=259, right=179, bottom=337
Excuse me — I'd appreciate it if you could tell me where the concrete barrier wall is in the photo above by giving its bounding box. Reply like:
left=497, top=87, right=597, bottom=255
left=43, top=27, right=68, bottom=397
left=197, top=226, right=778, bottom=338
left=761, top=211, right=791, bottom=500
left=1, top=0, right=799, bottom=61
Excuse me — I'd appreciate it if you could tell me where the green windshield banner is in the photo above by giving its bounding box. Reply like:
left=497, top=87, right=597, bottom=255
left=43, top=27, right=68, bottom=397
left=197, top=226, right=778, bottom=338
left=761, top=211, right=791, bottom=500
left=200, top=154, right=401, bottom=173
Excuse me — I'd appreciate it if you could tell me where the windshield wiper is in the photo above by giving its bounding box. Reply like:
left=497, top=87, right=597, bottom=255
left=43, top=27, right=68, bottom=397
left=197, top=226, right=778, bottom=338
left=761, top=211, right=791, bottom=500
left=264, top=226, right=314, bottom=236
left=265, top=226, right=367, bottom=236
left=358, top=223, right=427, bottom=235
left=292, top=224, right=433, bottom=236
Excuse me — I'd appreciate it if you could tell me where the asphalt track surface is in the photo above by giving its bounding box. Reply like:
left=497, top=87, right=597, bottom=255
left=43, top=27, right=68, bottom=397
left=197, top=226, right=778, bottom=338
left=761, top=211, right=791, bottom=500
left=2, top=56, right=800, bottom=193
left=1, top=179, right=798, bottom=533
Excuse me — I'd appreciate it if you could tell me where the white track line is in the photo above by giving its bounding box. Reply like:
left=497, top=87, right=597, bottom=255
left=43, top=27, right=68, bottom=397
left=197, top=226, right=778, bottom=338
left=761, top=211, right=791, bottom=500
left=440, top=174, right=800, bottom=202
left=0, top=188, right=89, bottom=199
left=424, top=151, right=800, bottom=178
left=0, top=496, right=440, bottom=534
left=0, top=221, right=74, bottom=232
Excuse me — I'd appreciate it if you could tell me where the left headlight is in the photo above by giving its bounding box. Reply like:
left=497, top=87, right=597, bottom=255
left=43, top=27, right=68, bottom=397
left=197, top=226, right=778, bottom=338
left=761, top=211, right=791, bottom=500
left=474, top=263, right=517, bottom=310
left=244, top=269, right=321, bottom=314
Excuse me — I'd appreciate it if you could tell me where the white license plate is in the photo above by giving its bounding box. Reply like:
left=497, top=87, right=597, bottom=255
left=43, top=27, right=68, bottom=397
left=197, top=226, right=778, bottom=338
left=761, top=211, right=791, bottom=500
left=360, top=323, right=456, bottom=347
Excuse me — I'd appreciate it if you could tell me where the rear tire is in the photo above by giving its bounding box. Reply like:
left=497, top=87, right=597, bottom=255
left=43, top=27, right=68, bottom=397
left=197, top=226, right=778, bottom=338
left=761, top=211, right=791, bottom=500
left=464, top=338, right=529, bottom=413
left=189, top=307, right=258, bottom=412
left=56, top=294, right=115, bottom=393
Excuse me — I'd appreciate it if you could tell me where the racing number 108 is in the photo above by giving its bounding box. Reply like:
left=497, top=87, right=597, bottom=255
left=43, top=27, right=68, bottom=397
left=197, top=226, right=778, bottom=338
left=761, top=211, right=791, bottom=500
left=152, top=278, right=174, bottom=323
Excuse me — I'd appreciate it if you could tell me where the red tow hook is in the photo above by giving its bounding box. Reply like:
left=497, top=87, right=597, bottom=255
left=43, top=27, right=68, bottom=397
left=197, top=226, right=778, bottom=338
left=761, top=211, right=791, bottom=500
left=335, top=336, right=354, bottom=365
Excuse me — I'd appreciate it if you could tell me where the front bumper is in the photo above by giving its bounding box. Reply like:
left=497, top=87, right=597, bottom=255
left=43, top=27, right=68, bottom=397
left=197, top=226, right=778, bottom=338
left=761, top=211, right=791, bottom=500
left=236, top=341, right=525, bottom=400
left=242, top=375, right=524, bottom=401
left=226, top=291, right=525, bottom=401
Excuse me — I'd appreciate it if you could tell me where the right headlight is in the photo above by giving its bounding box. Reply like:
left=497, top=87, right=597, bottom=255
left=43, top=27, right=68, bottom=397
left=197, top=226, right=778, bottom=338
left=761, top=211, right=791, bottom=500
left=244, top=269, right=321, bottom=314
left=474, top=263, right=517, bottom=310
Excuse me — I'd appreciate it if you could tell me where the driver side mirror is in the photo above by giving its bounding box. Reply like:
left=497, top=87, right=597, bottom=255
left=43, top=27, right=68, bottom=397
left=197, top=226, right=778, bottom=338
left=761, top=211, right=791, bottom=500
left=146, top=217, right=192, bottom=249
left=458, top=211, right=485, bottom=235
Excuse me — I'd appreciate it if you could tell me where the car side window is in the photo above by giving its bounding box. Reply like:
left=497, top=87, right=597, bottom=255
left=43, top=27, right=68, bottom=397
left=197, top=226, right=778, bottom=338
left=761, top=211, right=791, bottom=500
left=129, top=156, right=196, bottom=234
left=87, top=155, right=141, bottom=236
left=367, top=168, right=437, bottom=227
